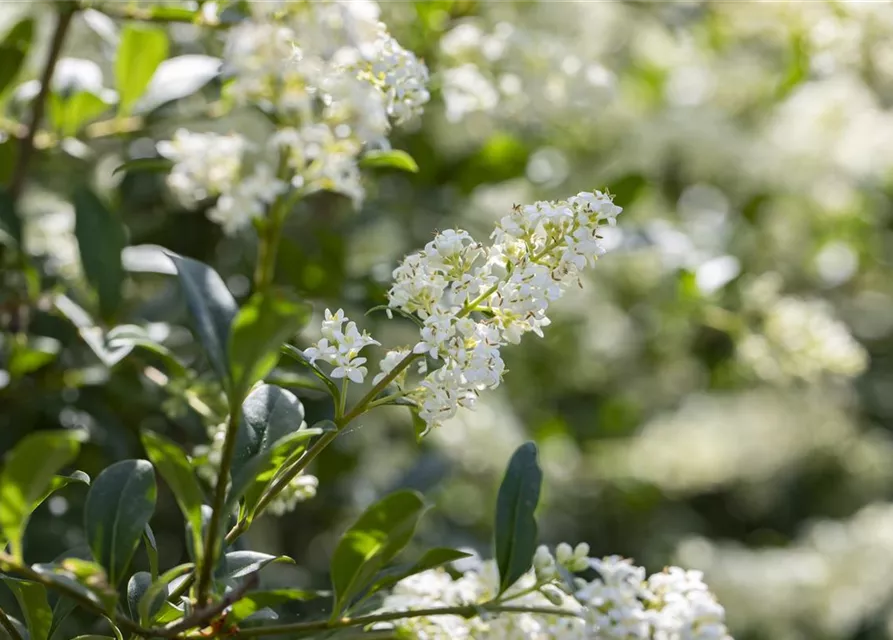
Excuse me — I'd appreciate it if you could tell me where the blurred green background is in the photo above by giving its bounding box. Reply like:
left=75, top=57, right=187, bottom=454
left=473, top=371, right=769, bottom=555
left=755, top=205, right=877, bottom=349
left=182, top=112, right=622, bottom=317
left=3, top=2, right=893, bottom=638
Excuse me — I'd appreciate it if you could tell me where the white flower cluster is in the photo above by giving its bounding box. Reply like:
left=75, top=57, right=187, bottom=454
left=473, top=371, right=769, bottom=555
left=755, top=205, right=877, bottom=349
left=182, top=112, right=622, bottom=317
left=378, top=548, right=731, bottom=640
left=384, top=191, right=621, bottom=431
left=157, top=0, right=429, bottom=233
left=303, top=308, right=380, bottom=383
left=738, top=275, right=867, bottom=383
left=157, top=130, right=287, bottom=235
left=194, top=421, right=318, bottom=515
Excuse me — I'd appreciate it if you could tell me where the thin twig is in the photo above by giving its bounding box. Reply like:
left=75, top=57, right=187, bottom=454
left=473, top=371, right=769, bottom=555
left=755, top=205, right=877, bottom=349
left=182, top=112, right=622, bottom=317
left=8, top=5, right=75, bottom=201
left=234, top=603, right=584, bottom=638
left=161, top=573, right=259, bottom=635
left=0, top=606, right=24, bottom=640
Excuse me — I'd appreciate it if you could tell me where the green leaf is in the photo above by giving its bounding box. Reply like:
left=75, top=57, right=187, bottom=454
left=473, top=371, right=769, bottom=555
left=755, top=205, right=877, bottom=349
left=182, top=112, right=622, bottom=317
left=494, top=442, right=542, bottom=595
left=147, top=6, right=198, bottom=21
left=0, top=18, right=34, bottom=96
left=126, top=571, right=152, bottom=621
left=360, top=149, right=419, bottom=173
left=0, top=430, right=86, bottom=561
left=411, top=407, right=429, bottom=442
left=71, top=636, right=116, bottom=639
left=49, top=91, right=113, bottom=137
left=106, top=324, right=188, bottom=377
left=330, top=490, right=427, bottom=617
left=31, top=561, right=117, bottom=615
left=7, top=335, right=61, bottom=378
left=280, top=344, right=340, bottom=405
left=137, top=54, right=221, bottom=113
left=228, top=289, right=311, bottom=403
left=232, top=384, right=305, bottom=474
left=137, top=563, right=193, bottom=626
left=84, top=460, right=157, bottom=586
left=220, top=551, right=294, bottom=581
left=140, top=431, right=205, bottom=570
left=35, top=471, right=90, bottom=508
left=111, top=157, right=174, bottom=176
left=228, top=589, right=326, bottom=623
left=166, top=251, right=237, bottom=385
left=143, top=525, right=158, bottom=581
left=360, top=547, right=472, bottom=604
left=74, top=188, right=127, bottom=320
left=2, top=578, right=52, bottom=640
left=115, top=24, right=168, bottom=115
left=227, top=427, right=322, bottom=520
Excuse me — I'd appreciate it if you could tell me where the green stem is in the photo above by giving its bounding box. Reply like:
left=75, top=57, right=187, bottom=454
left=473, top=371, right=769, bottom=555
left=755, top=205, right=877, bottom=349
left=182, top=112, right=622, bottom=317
left=8, top=5, right=75, bottom=202
left=195, top=402, right=242, bottom=605
left=234, top=603, right=583, bottom=637
left=337, top=378, right=349, bottom=418
left=0, top=606, right=23, bottom=640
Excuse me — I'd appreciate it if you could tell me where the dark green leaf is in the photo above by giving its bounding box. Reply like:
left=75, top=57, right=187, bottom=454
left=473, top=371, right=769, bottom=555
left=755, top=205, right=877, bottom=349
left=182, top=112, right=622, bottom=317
left=105, top=324, right=188, bottom=377
left=8, top=335, right=61, bottom=378
left=74, top=188, right=127, bottom=320
left=126, top=571, right=152, bottom=621
left=330, top=490, right=427, bottom=617
left=0, top=430, right=86, bottom=561
left=34, top=471, right=90, bottom=507
left=71, top=636, right=116, bottom=639
left=228, top=290, right=311, bottom=402
left=0, top=138, right=15, bottom=189
left=140, top=431, right=205, bottom=569
left=233, top=384, right=306, bottom=474
left=0, top=18, right=34, bottom=96
left=2, top=578, right=52, bottom=640
left=166, top=251, right=237, bottom=384
left=227, top=427, right=322, bottom=520
left=137, top=563, right=193, bottom=626
left=220, top=551, right=294, bottom=580
left=361, top=547, right=472, bottom=604
left=84, top=460, right=157, bottom=586
left=116, top=24, right=168, bottom=115
left=228, top=589, right=326, bottom=623
left=360, top=149, right=419, bottom=173
left=280, top=344, right=340, bottom=405
left=411, top=408, right=429, bottom=442
left=143, top=525, right=158, bottom=581
left=494, top=442, right=542, bottom=595
left=111, top=157, right=174, bottom=176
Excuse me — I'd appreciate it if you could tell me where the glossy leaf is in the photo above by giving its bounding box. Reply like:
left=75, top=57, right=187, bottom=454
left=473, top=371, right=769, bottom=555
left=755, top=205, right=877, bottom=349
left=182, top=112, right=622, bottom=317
left=330, top=490, right=427, bottom=617
left=2, top=578, right=52, bottom=640
left=220, top=551, right=294, bottom=580
left=0, top=18, right=34, bottom=96
left=143, top=525, right=158, bottom=580
left=84, top=460, right=157, bottom=585
left=227, top=427, right=322, bottom=519
left=34, top=471, right=90, bottom=508
left=232, top=384, right=306, bottom=474
left=360, top=149, right=419, bottom=173
left=228, top=290, right=311, bottom=402
left=0, top=430, right=86, bottom=560
left=111, top=157, right=173, bottom=176
left=74, top=188, right=127, bottom=320
left=494, top=442, right=542, bottom=595
left=166, top=251, right=237, bottom=384
left=115, top=24, right=168, bottom=115
left=138, top=563, right=193, bottom=626
left=126, top=571, right=152, bottom=621
left=137, top=55, right=221, bottom=112
left=140, top=431, right=205, bottom=569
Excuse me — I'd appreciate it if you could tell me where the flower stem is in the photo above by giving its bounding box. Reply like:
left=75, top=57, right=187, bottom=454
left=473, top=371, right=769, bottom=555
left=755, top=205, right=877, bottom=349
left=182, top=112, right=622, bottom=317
left=9, top=5, right=75, bottom=203
left=233, top=603, right=583, bottom=637
left=195, top=401, right=242, bottom=605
